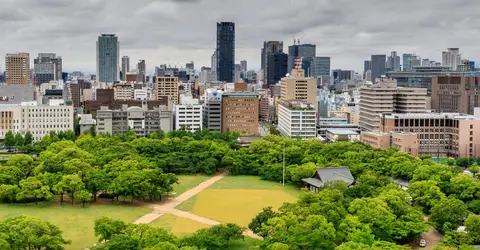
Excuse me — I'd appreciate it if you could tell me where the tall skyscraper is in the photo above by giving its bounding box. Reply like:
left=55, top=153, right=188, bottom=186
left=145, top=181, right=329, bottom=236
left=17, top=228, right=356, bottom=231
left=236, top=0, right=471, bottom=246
left=364, top=60, right=372, bottom=79
left=371, top=55, right=386, bottom=82
left=266, top=53, right=288, bottom=86
left=5, top=53, right=30, bottom=85
left=332, top=69, right=354, bottom=82
left=281, top=57, right=317, bottom=110
left=240, top=60, right=247, bottom=72
left=442, top=48, right=462, bottom=71
left=313, top=57, right=331, bottom=77
left=287, top=44, right=316, bottom=72
left=402, top=53, right=421, bottom=72
left=261, top=41, right=284, bottom=84
left=137, top=60, right=146, bottom=83
left=216, top=22, right=235, bottom=82
left=121, top=56, right=130, bottom=80
left=386, top=51, right=401, bottom=72
left=96, top=34, right=119, bottom=83
left=34, top=53, right=62, bottom=85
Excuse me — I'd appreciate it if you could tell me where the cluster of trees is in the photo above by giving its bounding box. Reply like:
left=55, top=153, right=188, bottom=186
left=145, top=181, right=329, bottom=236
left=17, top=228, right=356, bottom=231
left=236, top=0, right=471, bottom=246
left=248, top=181, right=428, bottom=249
left=91, top=217, right=244, bottom=250
left=0, top=215, right=71, bottom=249
left=229, top=136, right=480, bottom=249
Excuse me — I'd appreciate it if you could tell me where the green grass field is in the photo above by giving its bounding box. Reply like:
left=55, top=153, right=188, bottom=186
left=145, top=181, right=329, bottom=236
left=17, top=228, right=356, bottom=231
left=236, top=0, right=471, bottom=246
left=176, top=175, right=301, bottom=227
left=0, top=204, right=151, bottom=250
left=171, top=175, right=210, bottom=197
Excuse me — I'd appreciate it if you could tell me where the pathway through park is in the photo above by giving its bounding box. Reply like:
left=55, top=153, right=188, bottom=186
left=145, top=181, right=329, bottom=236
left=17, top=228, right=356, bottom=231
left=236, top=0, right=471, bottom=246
left=134, top=172, right=262, bottom=240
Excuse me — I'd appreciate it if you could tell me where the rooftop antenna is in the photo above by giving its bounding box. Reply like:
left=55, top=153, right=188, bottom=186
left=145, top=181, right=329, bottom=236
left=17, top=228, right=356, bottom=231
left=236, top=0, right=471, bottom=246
left=298, top=34, right=306, bottom=45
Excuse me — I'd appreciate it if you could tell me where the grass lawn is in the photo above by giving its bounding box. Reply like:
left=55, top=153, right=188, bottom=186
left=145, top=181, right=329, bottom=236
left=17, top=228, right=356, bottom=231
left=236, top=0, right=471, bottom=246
left=176, top=175, right=301, bottom=227
left=150, top=213, right=211, bottom=237
left=171, top=175, right=210, bottom=197
left=0, top=203, right=151, bottom=250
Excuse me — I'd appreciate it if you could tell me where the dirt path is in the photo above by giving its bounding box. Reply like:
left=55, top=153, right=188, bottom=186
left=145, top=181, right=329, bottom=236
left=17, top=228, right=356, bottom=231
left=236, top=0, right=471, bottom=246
left=134, top=172, right=228, bottom=224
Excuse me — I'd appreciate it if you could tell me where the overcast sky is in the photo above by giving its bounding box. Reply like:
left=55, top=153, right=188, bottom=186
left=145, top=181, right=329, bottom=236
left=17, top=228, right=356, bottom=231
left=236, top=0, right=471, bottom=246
left=1, top=0, right=478, bottom=74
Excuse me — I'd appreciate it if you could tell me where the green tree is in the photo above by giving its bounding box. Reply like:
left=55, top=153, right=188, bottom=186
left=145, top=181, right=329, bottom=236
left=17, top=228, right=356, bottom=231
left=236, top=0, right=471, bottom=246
left=0, top=165, right=25, bottom=185
left=287, top=215, right=337, bottom=250
left=180, top=224, right=243, bottom=249
left=0, top=215, right=70, bottom=249
left=0, top=184, right=19, bottom=203
left=55, top=174, right=85, bottom=206
left=94, top=216, right=126, bottom=241
left=4, top=130, right=14, bottom=150
left=248, top=206, right=280, bottom=236
left=16, top=177, right=53, bottom=204
left=430, top=197, right=468, bottom=233
left=14, top=133, right=24, bottom=152
left=145, top=242, right=179, bottom=250
left=85, top=169, right=110, bottom=201
left=465, top=214, right=480, bottom=244
left=7, top=154, right=35, bottom=177
left=75, top=189, right=91, bottom=207
left=408, top=180, right=446, bottom=211
left=23, top=131, right=33, bottom=146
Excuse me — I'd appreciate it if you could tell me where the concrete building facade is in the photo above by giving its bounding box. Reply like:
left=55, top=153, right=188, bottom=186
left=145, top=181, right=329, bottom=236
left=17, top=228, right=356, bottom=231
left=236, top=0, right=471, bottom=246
left=174, top=104, right=203, bottom=132
left=359, top=77, right=427, bottom=131
left=371, top=54, right=386, bottom=82
left=5, top=53, right=30, bottom=85
left=0, top=100, right=73, bottom=141
left=203, top=89, right=223, bottom=133
left=278, top=100, right=317, bottom=140
left=34, top=53, right=63, bottom=85
left=121, top=56, right=130, bottom=80
left=280, top=65, right=317, bottom=111
left=221, top=92, right=259, bottom=135
left=96, top=104, right=171, bottom=136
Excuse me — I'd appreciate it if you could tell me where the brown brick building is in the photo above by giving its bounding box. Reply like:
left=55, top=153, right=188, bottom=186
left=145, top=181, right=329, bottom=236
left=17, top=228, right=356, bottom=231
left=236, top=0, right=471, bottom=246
left=5, top=53, right=30, bottom=85
left=221, top=92, right=259, bottom=135
left=431, top=75, right=480, bottom=115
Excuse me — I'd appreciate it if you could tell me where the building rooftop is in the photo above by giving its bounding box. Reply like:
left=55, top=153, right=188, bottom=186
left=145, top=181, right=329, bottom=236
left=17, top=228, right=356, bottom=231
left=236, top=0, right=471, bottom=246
left=383, top=113, right=476, bottom=120
left=326, top=129, right=359, bottom=135
left=222, top=92, right=258, bottom=98
left=280, top=100, right=315, bottom=110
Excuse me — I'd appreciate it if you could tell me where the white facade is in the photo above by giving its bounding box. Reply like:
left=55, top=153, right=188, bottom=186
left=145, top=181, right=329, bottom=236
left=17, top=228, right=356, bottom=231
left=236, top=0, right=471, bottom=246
left=0, top=100, right=74, bottom=141
left=174, top=104, right=203, bottom=132
left=278, top=101, right=317, bottom=140
left=442, top=48, right=462, bottom=71
left=134, top=89, right=148, bottom=100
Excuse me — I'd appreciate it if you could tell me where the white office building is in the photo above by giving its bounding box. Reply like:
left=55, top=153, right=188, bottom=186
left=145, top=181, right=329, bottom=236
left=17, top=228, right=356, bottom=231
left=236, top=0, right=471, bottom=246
left=203, top=89, right=223, bottom=132
left=0, top=99, right=74, bottom=141
left=174, top=103, right=203, bottom=132
left=278, top=100, right=317, bottom=140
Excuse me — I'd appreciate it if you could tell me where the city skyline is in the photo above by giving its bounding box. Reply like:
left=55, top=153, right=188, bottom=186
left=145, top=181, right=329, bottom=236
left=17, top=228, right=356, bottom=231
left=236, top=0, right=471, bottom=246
left=0, top=0, right=479, bottom=73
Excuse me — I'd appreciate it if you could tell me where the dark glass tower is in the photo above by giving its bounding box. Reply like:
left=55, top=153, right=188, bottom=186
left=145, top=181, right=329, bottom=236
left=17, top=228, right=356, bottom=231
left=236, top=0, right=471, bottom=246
left=216, top=22, right=235, bottom=82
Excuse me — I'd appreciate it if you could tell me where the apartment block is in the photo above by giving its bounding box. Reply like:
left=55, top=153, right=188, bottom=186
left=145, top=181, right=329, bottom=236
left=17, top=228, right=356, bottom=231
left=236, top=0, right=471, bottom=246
left=114, top=84, right=134, bottom=100
left=0, top=100, right=73, bottom=141
left=278, top=100, right=317, bottom=140
left=280, top=66, right=317, bottom=110
left=156, top=76, right=179, bottom=105
left=361, top=131, right=419, bottom=157
left=431, top=76, right=480, bottom=115
left=5, top=53, right=30, bottom=85
left=96, top=104, right=171, bottom=136
left=221, top=92, right=259, bottom=135
left=360, top=77, right=427, bottom=131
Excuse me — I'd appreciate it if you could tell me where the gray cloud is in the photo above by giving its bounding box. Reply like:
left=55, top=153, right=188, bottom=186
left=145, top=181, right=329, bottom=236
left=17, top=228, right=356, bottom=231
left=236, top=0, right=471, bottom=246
left=0, top=0, right=479, bottom=73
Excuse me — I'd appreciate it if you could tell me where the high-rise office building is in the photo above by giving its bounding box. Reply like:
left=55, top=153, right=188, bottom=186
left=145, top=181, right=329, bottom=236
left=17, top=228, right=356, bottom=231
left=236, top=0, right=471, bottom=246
left=442, top=48, right=462, bottom=71
left=332, top=69, right=354, bottom=82
left=203, top=89, right=223, bottom=132
left=371, top=55, right=386, bottom=82
left=266, top=53, right=288, bottom=86
left=431, top=76, right=480, bottom=115
left=278, top=100, right=317, bottom=140
left=262, top=41, right=284, bottom=84
left=364, top=60, right=371, bottom=78
left=33, top=53, right=62, bottom=85
left=386, top=51, right=401, bottom=72
left=240, top=60, right=247, bottom=72
left=287, top=44, right=316, bottom=73
left=121, top=56, right=130, bottom=80
left=216, top=22, right=235, bottom=82
left=137, top=60, right=146, bottom=83
left=211, top=50, right=217, bottom=73
left=96, top=34, right=119, bottom=83
left=359, top=77, right=427, bottom=131
left=313, top=57, right=331, bottom=77
left=5, top=53, right=30, bottom=85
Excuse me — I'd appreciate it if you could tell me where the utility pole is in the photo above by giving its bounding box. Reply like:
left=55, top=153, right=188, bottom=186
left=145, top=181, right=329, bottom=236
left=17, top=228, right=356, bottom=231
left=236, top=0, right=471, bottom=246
left=283, top=143, right=286, bottom=186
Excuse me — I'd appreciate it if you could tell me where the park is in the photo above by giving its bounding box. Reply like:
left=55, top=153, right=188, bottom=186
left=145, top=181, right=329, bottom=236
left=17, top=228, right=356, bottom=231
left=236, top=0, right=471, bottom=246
left=0, top=130, right=479, bottom=249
